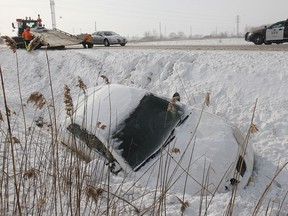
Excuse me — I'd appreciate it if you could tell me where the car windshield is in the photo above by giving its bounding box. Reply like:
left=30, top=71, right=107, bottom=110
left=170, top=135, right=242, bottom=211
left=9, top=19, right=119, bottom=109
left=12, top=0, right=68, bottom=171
left=25, top=21, right=37, bottom=28
left=111, top=94, right=183, bottom=170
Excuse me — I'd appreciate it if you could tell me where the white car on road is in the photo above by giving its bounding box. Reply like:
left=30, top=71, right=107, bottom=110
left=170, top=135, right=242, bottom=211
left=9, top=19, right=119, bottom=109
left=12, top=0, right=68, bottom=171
left=91, top=31, right=127, bottom=46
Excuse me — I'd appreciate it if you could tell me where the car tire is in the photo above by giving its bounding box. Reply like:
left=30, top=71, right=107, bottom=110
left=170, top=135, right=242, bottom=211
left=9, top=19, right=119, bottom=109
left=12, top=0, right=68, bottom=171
left=120, top=43, right=126, bottom=46
left=264, top=42, right=272, bottom=45
left=104, top=39, right=110, bottom=47
left=253, top=35, right=264, bottom=45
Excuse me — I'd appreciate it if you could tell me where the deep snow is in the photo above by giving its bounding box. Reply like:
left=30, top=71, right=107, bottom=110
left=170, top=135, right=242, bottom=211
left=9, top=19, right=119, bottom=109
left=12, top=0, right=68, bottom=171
left=0, top=39, right=288, bottom=215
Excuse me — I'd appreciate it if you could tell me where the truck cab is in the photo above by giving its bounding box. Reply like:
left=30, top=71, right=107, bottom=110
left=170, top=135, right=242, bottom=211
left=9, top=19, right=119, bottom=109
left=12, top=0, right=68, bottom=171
left=12, top=15, right=43, bottom=48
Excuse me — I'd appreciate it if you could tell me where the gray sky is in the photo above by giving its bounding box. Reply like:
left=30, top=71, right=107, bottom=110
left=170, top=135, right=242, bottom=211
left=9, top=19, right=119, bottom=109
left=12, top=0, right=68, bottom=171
left=1, top=0, right=287, bottom=38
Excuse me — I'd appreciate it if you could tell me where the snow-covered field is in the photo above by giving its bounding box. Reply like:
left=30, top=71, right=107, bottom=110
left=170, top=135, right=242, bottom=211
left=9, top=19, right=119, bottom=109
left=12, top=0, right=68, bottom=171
left=0, top=38, right=288, bottom=215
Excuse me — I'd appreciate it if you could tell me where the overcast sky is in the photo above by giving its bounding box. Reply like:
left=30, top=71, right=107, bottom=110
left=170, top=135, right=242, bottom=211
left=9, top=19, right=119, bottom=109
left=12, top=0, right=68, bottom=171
left=1, top=0, right=287, bottom=38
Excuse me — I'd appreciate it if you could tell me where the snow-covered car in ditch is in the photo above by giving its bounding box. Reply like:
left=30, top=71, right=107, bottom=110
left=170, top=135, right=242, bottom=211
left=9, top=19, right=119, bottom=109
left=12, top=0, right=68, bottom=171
left=91, top=31, right=127, bottom=46
left=59, top=84, right=254, bottom=195
left=245, top=19, right=288, bottom=45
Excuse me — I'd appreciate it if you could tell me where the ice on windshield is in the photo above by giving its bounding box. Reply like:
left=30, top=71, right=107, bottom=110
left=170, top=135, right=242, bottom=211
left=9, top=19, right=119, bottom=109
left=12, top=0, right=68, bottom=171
left=111, top=94, right=183, bottom=170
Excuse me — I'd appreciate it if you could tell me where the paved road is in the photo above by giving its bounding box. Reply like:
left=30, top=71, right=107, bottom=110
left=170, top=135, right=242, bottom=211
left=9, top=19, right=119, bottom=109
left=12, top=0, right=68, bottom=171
left=115, top=44, right=288, bottom=51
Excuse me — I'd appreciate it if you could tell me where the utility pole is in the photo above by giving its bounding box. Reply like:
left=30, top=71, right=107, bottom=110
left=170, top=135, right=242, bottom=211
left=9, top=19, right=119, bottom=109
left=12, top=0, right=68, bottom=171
left=159, top=22, right=162, bottom=39
left=50, top=0, right=56, bottom=29
left=236, top=15, right=240, bottom=37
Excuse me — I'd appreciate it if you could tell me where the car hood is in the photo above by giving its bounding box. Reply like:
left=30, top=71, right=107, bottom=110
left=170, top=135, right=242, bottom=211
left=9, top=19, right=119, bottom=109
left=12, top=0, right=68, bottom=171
left=131, top=108, right=246, bottom=195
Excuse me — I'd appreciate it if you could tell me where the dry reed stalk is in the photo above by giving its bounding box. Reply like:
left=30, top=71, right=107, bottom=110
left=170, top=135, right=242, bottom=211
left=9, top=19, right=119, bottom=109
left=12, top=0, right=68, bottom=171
left=12, top=136, right=20, bottom=144
left=249, top=123, right=259, bottom=134
left=181, top=139, right=196, bottom=215
left=44, top=49, right=63, bottom=215
left=23, top=168, right=39, bottom=180
left=205, top=92, right=210, bottom=107
left=277, top=188, right=288, bottom=215
left=167, top=94, right=180, bottom=113
left=226, top=99, right=258, bottom=216
left=1, top=36, right=17, bottom=53
left=64, top=85, right=74, bottom=117
left=0, top=110, right=3, bottom=122
left=27, top=92, right=46, bottom=109
left=76, top=76, right=87, bottom=94
left=171, top=147, right=180, bottom=154
left=252, top=162, right=288, bottom=216
left=176, top=196, right=189, bottom=213
left=0, top=66, right=22, bottom=215
left=85, top=185, right=104, bottom=203
left=96, top=122, right=107, bottom=130
left=27, top=36, right=48, bottom=52
left=1, top=36, right=31, bottom=214
left=175, top=69, right=195, bottom=105
left=100, top=75, right=110, bottom=84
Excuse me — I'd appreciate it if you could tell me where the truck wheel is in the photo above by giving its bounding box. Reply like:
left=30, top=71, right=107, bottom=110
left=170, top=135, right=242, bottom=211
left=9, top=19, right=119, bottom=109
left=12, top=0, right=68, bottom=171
left=253, top=35, right=264, bottom=45
left=104, top=39, right=110, bottom=47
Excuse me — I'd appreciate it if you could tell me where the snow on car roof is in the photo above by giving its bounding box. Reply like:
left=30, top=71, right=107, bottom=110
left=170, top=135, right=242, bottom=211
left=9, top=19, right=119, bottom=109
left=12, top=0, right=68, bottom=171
left=73, top=84, right=148, bottom=141
left=70, top=84, right=185, bottom=171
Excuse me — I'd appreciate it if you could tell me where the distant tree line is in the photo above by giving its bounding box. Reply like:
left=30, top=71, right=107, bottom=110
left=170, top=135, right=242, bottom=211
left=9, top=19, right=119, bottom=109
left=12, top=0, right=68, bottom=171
left=128, top=29, right=242, bottom=42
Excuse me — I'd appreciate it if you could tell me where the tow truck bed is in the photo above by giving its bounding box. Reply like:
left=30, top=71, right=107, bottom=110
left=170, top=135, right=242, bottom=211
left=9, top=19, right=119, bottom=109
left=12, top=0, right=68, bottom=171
left=31, top=28, right=82, bottom=47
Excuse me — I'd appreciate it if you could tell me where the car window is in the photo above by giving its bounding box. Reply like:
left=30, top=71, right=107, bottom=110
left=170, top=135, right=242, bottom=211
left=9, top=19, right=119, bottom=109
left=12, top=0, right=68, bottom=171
left=236, top=155, right=246, bottom=177
left=104, top=31, right=112, bottom=36
left=269, top=22, right=284, bottom=29
left=67, top=123, right=115, bottom=163
left=111, top=94, right=183, bottom=170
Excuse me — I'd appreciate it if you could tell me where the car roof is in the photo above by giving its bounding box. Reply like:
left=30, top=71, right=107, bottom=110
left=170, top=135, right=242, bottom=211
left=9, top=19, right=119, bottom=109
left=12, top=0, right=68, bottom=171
left=69, top=84, right=182, bottom=171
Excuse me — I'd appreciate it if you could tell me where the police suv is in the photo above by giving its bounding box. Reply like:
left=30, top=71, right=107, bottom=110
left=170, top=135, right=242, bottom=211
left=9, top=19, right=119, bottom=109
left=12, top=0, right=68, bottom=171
left=245, top=19, right=288, bottom=45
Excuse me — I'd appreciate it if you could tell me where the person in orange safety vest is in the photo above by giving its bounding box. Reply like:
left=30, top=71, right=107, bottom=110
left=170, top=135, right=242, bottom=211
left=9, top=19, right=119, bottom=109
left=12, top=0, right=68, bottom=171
left=21, top=28, right=33, bottom=46
left=82, top=34, right=94, bottom=48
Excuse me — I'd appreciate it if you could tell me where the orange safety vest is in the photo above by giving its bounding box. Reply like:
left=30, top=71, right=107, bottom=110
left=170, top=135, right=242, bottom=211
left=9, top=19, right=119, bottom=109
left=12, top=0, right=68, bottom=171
left=83, top=34, right=93, bottom=43
left=22, top=30, right=32, bottom=40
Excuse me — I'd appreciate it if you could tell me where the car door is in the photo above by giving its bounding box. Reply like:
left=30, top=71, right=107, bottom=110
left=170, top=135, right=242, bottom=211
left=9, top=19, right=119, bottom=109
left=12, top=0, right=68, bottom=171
left=266, top=21, right=285, bottom=41
left=91, top=32, right=104, bottom=44
left=284, top=21, right=288, bottom=39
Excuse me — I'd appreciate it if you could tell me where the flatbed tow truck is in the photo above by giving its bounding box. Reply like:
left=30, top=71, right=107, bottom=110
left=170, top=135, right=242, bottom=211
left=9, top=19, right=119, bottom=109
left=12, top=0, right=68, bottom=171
left=12, top=15, right=82, bottom=50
